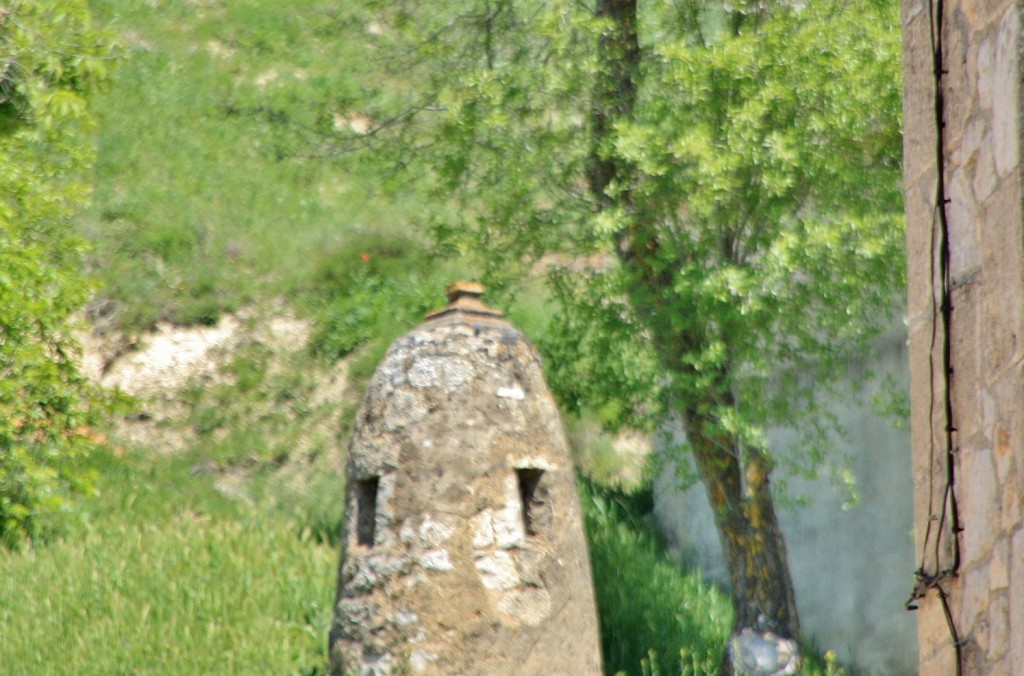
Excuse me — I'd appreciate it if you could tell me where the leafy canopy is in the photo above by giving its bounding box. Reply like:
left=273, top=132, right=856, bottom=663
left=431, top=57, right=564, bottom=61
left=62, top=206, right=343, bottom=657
left=351, top=0, right=904, bottom=478
left=0, top=0, right=118, bottom=544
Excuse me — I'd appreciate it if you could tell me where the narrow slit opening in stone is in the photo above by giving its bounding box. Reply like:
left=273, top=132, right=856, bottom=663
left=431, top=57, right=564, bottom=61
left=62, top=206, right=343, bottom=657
left=355, top=477, right=380, bottom=547
left=516, top=468, right=544, bottom=536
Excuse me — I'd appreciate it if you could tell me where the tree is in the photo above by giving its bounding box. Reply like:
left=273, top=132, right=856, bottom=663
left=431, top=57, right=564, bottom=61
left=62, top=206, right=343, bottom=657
left=0, top=1, right=117, bottom=544
left=331, top=0, right=903, bottom=668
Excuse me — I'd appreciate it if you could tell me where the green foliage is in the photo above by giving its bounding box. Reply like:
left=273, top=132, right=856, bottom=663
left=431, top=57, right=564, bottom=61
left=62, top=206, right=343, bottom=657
left=307, top=235, right=436, bottom=359
left=0, top=0, right=119, bottom=544
left=355, top=0, right=905, bottom=475
left=344, top=0, right=905, bottom=642
left=618, top=0, right=905, bottom=470
left=305, top=233, right=460, bottom=391
left=581, top=480, right=730, bottom=675
left=0, top=0, right=896, bottom=668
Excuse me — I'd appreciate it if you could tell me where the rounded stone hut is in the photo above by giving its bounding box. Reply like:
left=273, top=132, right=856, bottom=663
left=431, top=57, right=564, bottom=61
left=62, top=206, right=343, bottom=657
left=329, top=282, right=601, bottom=675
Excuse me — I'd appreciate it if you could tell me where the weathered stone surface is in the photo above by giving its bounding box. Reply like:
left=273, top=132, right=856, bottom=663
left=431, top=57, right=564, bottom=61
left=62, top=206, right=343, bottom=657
left=1010, top=529, right=1024, bottom=668
left=960, top=446, right=1000, bottom=566
left=916, top=591, right=959, bottom=664
left=950, top=283, right=981, bottom=440
left=900, top=8, right=939, bottom=186
left=904, top=0, right=1024, bottom=670
left=987, top=590, right=1009, bottom=659
left=329, top=285, right=601, bottom=675
left=946, top=169, right=981, bottom=281
left=990, top=7, right=1019, bottom=177
left=961, top=560, right=992, bottom=626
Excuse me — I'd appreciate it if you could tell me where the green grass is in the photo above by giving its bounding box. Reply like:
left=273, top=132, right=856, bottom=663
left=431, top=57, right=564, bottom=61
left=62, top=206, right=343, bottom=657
left=582, top=481, right=732, bottom=675
left=0, top=447, right=336, bottom=675
left=83, top=0, right=424, bottom=330
left=0, top=444, right=738, bottom=675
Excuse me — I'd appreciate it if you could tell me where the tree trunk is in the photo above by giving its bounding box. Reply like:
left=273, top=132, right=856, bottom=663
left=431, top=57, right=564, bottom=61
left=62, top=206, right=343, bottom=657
left=586, top=0, right=803, bottom=669
left=684, top=407, right=801, bottom=640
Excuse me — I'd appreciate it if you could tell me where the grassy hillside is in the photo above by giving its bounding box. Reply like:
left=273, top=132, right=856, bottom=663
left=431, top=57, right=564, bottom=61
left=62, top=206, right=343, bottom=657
left=81, top=0, right=430, bottom=330
left=0, top=1, right=847, bottom=674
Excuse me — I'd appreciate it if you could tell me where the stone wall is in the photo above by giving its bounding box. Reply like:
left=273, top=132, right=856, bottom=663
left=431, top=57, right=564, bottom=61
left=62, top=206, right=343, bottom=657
left=902, top=0, right=1024, bottom=671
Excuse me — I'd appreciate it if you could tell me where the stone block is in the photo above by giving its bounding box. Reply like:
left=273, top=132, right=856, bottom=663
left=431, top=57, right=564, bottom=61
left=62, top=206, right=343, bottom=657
left=908, top=320, right=947, bottom=526
left=1010, top=528, right=1024, bottom=670
left=991, top=7, right=1020, bottom=178
left=959, top=445, right=1001, bottom=567
left=919, top=649, right=958, bottom=676
left=1002, top=482, right=1022, bottom=534
left=989, top=536, right=1009, bottom=589
left=941, top=18, right=973, bottom=148
left=902, top=0, right=927, bottom=25
left=953, top=0, right=976, bottom=29
left=971, top=128, right=1000, bottom=203
left=917, top=590, right=961, bottom=666
left=989, top=404, right=1018, bottom=520
left=961, top=560, right=992, bottom=627
left=968, top=0, right=1017, bottom=28
left=904, top=179, right=941, bottom=321
left=1014, top=371, right=1024, bottom=515
left=901, top=10, right=940, bottom=185
left=950, top=282, right=982, bottom=439
left=952, top=113, right=983, bottom=170
left=980, top=181, right=1024, bottom=375
left=986, top=655, right=1012, bottom=676
left=988, top=590, right=1009, bottom=659
left=975, top=21, right=998, bottom=111
left=946, top=168, right=982, bottom=282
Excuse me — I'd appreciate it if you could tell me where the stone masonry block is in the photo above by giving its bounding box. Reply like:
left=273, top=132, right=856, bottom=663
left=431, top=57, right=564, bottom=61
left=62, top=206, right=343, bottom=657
left=980, top=181, right=1024, bottom=375
left=988, top=391, right=1019, bottom=528
left=942, top=10, right=973, bottom=147
left=908, top=320, right=944, bottom=498
left=972, top=127, right=1000, bottom=203
left=950, top=282, right=982, bottom=439
left=961, top=560, right=992, bottom=628
left=959, top=444, right=1001, bottom=567
left=946, top=168, right=982, bottom=282
left=989, top=537, right=1009, bottom=590
left=917, top=589, right=961, bottom=667
left=968, top=0, right=1017, bottom=28
left=1014, top=371, right=1024, bottom=513
left=901, top=9, right=940, bottom=185
left=902, top=0, right=927, bottom=25
left=991, top=6, right=1019, bottom=178
left=905, top=181, right=940, bottom=324
left=1010, top=528, right=1024, bottom=669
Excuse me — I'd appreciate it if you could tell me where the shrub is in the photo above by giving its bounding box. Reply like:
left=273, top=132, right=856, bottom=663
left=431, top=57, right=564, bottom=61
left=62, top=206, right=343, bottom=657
left=307, top=234, right=448, bottom=368
left=0, top=0, right=119, bottom=544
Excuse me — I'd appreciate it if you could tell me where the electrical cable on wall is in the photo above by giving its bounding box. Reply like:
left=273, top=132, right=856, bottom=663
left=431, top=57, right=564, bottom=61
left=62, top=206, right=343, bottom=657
left=905, top=0, right=963, bottom=672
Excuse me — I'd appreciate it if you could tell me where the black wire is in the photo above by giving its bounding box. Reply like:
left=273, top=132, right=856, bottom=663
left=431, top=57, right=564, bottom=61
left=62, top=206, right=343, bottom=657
left=905, top=0, right=963, bottom=672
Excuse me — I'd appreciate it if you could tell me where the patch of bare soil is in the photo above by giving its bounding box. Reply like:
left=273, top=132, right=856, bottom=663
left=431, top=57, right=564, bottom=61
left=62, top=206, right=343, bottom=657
left=79, top=303, right=344, bottom=458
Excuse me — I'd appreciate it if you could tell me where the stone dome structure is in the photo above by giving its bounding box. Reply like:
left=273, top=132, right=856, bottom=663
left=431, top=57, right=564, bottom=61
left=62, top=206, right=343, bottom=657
left=329, top=282, right=602, bottom=675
